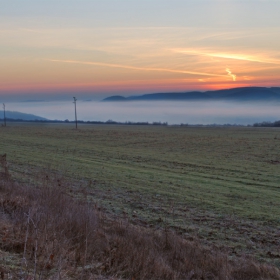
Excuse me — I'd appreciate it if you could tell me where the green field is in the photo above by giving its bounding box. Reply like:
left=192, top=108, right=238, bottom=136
left=1, top=123, right=280, bottom=265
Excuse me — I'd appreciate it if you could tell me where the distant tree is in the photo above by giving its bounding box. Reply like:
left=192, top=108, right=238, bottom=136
left=253, top=121, right=280, bottom=127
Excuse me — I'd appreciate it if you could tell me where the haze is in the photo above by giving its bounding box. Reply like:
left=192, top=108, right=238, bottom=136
left=6, top=101, right=280, bottom=125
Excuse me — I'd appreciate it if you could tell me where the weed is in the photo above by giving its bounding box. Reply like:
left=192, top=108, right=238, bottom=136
left=0, top=175, right=279, bottom=279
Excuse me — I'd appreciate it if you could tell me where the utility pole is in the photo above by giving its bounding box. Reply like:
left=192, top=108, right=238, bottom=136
left=73, top=97, right=78, bottom=129
left=3, top=103, right=6, bottom=127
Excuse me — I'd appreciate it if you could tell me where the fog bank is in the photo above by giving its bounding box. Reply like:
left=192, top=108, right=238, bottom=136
left=4, top=101, right=280, bottom=125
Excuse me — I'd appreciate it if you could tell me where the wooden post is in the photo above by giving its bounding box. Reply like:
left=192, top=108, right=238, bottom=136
left=73, top=97, right=77, bottom=129
left=3, top=103, right=6, bottom=127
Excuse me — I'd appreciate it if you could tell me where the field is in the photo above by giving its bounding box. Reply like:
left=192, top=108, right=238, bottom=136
left=1, top=123, right=280, bottom=267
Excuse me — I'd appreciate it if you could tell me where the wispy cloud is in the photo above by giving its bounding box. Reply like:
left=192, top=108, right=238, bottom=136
left=226, top=68, right=236, bottom=81
left=48, top=59, right=227, bottom=78
left=171, top=49, right=280, bottom=65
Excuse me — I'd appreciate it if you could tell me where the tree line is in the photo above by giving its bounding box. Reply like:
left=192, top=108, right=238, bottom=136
left=253, top=120, right=280, bottom=127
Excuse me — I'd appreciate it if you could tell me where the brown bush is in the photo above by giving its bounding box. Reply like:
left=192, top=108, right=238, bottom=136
left=0, top=177, right=279, bottom=279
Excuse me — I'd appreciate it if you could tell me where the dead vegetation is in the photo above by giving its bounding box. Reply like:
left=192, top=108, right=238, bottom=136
left=0, top=175, right=280, bottom=279
left=0, top=154, right=10, bottom=180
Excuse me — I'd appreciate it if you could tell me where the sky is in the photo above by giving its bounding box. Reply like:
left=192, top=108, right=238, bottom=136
left=1, top=0, right=280, bottom=101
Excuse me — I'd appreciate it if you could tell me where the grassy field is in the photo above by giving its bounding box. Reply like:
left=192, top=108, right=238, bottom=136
left=1, top=123, right=280, bottom=265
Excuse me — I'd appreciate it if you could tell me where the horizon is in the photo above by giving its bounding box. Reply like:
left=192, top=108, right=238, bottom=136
left=1, top=85, right=280, bottom=103
left=1, top=1, right=280, bottom=101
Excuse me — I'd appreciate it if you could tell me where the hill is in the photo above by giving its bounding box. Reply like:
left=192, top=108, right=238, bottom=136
left=126, top=91, right=211, bottom=101
left=102, top=95, right=127, bottom=101
left=103, top=87, right=280, bottom=102
left=211, top=87, right=280, bottom=101
left=0, top=110, right=48, bottom=121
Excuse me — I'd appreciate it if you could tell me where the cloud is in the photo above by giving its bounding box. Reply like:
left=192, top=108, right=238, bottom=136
left=171, top=48, right=280, bottom=65
left=48, top=59, right=227, bottom=78
left=226, top=68, right=236, bottom=81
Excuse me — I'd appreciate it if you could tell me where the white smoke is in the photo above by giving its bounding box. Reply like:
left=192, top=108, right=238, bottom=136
left=226, top=68, right=237, bottom=81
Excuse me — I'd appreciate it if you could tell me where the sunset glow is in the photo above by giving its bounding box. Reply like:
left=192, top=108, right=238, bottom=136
left=1, top=1, right=280, bottom=101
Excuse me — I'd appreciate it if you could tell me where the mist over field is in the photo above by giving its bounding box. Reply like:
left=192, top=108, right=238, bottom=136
left=6, top=100, right=280, bottom=125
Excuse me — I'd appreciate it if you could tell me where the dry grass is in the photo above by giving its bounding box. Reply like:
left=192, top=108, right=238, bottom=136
left=0, top=154, right=10, bottom=180
left=0, top=176, right=279, bottom=280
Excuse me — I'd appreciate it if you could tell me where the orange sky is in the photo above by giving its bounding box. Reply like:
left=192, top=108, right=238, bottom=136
left=1, top=1, right=280, bottom=100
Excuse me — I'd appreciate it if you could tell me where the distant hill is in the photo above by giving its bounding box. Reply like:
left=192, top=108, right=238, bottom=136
left=103, top=95, right=127, bottom=101
left=210, top=87, right=280, bottom=101
left=103, top=87, right=280, bottom=102
left=127, top=91, right=211, bottom=101
left=0, top=111, right=48, bottom=121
